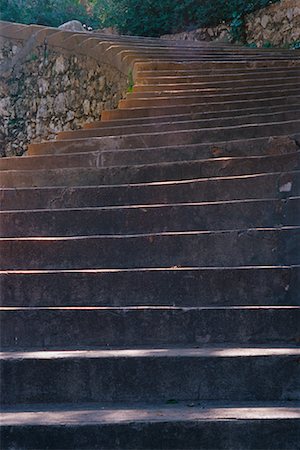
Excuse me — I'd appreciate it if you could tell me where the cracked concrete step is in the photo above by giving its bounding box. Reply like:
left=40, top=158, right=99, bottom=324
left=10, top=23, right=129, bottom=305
left=1, top=171, right=298, bottom=211
left=58, top=110, right=300, bottom=140
left=85, top=105, right=300, bottom=129
left=0, top=227, right=299, bottom=270
left=1, top=306, right=299, bottom=350
left=119, top=88, right=300, bottom=108
left=134, top=75, right=300, bottom=90
left=1, top=266, right=299, bottom=307
left=1, top=198, right=299, bottom=238
left=1, top=402, right=299, bottom=450
left=2, top=153, right=299, bottom=188
left=101, top=95, right=300, bottom=120
left=1, top=347, right=300, bottom=404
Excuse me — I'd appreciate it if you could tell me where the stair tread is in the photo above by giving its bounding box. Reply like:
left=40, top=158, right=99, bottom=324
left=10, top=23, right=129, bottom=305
left=1, top=402, right=300, bottom=425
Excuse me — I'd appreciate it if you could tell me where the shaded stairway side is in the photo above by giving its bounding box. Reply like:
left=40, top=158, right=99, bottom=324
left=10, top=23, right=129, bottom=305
left=0, top=21, right=300, bottom=450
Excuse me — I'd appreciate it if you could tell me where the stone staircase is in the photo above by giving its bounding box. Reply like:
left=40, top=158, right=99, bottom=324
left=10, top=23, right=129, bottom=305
left=0, top=21, right=300, bottom=449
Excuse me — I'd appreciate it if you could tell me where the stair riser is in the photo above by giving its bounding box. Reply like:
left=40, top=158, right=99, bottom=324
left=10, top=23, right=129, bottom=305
left=101, top=140, right=300, bottom=167
left=1, top=308, right=299, bottom=349
left=119, top=89, right=300, bottom=108
left=1, top=420, right=299, bottom=450
left=1, top=171, right=299, bottom=211
left=84, top=104, right=300, bottom=130
left=1, top=355, right=299, bottom=403
left=1, top=199, right=298, bottom=237
left=27, top=131, right=300, bottom=160
left=133, top=76, right=300, bottom=90
left=2, top=153, right=299, bottom=188
left=1, top=267, right=299, bottom=307
left=3, top=134, right=300, bottom=171
left=129, top=83, right=300, bottom=98
left=134, top=61, right=300, bottom=72
left=136, top=69, right=300, bottom=83
left=58, top=110, right=300, bottom=140
left=101, top=95, right=300, bottom=120
left=1, top=229, right=299, bottom=270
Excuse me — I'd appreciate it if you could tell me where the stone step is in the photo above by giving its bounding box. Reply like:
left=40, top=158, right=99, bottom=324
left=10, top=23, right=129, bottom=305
left=134, top=60, right=300, bottom=73
left=101, top=94, right=300, bottom=120
left=29, top=121, right=300, bottom=157
left=2, top=153, right=299, bottom=188
left=58, top=110, right=300, bottom=140
left=3, top=132, right=300, bottom=171
left=1, top=402, right=299, bottom=450
left=1, top=198, right=299, bottom=237
left=129, top=82, right=300, bottom=98
left=1, top=347, right=299, bottom=404
left=136, top=67, right=300, bottom=82
left=1, top=227, right=299, bottom=270
left=134, top=74, right=300, bottom=88
left=2, top=306, right=299, bottom=350
left=1, top=266, right=299, bottom=307
left=86, top=104, right=300, bottom=129
left=1, top=171, right=298, bottom=211
left=119, top=88, right=300, bottom=108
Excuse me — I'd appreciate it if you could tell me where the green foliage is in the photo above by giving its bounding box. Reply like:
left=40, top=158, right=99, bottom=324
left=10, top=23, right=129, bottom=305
left=0, top=0, right=281, bottom=38
left=230, top=12, right=246, bottom=43
left=290, top=41, right=300, bottom=49
left=96, top=0, right=280, bottom=37
left=127, top=69, right=134, bottom=93
left=262, top=40, right=272, bottom=47
left=0, top=0, right=99, bottom=28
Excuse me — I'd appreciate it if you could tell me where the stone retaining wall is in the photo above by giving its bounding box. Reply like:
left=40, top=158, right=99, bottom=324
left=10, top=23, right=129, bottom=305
left=246, top=0, right=300, bottom=47
left=0, top=34, right=128, bottom=157
left=161, top=0, right=300, bottom=47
